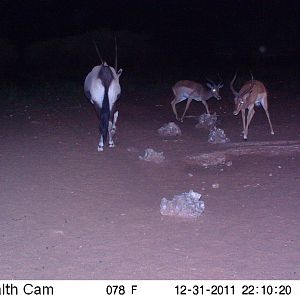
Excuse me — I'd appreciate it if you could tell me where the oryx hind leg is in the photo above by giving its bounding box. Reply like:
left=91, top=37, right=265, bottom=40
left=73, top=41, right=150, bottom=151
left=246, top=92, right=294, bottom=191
left=112, top=111, right=119, bottom=134
left=94, top=103, right=104, bottom=152
left=98, top=135, right=104, bottom=152
left=108, top=111, right=119, bottom=148
left=108, top=121, right=115, bottom=148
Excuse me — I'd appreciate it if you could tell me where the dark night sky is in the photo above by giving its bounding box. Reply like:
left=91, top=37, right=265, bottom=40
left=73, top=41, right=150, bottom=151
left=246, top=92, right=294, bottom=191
left=0, top=0, right=299, bottom=70
left=1, top=1, right=299, bottom=45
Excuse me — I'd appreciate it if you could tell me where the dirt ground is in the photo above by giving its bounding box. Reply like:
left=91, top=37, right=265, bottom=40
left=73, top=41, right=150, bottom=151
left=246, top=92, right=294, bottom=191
left=0, top=84, right=299, bottom=280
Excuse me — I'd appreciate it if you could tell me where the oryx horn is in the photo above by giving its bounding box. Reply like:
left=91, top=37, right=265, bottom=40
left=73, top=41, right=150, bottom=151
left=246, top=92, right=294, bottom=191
left=114, top=35, right=118, bottom=71
left=93, top=40, right=103, bottom=64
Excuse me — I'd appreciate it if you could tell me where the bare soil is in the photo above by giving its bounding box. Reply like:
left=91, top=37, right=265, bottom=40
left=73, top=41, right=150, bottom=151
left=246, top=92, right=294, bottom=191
left=0, top=85, right=299, bottom=279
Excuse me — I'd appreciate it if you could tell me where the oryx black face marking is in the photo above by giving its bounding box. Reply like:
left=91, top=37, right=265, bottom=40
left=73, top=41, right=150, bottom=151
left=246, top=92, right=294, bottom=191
left=98, top=65, right=113, bottom=88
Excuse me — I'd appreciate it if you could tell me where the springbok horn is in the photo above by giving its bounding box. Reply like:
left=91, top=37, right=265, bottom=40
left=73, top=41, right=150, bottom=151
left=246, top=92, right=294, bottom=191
left=205, top=77, right=215, bottom=85
left=230, top=73, right=239, bottom=96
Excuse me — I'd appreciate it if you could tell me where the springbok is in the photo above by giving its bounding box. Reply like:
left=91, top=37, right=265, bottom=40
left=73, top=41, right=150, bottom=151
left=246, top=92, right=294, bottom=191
left=230, top=73, right=274, bottom=141
left=84, top=40, right=122, bottom=151
left=171, top=79, right=223, bottom=122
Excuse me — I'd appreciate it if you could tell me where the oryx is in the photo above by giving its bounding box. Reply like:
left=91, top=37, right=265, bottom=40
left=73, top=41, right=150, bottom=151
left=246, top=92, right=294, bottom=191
left=84, top=40, right=122, bottom=151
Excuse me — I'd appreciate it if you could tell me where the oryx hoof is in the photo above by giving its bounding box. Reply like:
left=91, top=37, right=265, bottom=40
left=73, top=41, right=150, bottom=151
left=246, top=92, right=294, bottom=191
left=243, top=138, right=248, bottom=142
left=109, top=142, right=115, bottom=148
left=271, top=131, right=275, bottom=135
left=97, top=146, right=104, bottom=152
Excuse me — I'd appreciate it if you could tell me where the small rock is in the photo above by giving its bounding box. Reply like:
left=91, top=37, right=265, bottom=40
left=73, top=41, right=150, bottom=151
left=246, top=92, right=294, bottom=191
left=225, top=161, right=233, bottom=167
left=139, top=148, right=165, bottom=164
left=158, top=122, right=182, bottom=136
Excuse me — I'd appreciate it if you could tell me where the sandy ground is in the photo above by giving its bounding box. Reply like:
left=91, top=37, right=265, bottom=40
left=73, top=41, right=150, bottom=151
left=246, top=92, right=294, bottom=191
left=0, top=85, right=299, bottom=280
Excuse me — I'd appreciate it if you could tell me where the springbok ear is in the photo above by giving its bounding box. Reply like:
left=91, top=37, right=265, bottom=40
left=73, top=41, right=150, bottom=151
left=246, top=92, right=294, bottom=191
left=206, top=82, right=213, bottom=89
left=117, top=68, right=122, bottom=77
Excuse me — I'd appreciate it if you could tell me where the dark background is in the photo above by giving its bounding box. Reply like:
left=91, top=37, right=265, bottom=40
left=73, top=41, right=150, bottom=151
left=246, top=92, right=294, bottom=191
left=1, top=1, right=300, bottom=282
left=0, top=0, right=299, bottom=86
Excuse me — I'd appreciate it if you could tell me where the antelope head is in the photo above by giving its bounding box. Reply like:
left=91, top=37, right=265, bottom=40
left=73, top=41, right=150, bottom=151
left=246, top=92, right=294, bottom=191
left=93, top=37, right=122, bottom=78
left=206, top=77, right=224, bottom=100
left=231, top=73, right=255, bottom=115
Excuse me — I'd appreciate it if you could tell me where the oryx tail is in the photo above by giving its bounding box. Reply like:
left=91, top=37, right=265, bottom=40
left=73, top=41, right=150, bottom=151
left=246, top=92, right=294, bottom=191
left=98, top=64, right=114, bottom=144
